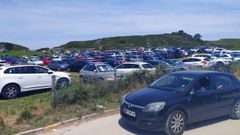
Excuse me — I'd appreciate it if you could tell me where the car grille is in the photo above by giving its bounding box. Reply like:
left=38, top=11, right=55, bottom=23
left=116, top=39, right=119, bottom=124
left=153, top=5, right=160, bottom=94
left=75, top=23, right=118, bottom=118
left=123, top=100, right=144, bottom=110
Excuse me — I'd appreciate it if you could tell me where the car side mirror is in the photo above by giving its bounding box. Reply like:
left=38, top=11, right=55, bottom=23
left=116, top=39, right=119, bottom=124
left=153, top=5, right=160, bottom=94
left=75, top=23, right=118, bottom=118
left=217, top=85, right=223, bottom=90
left=48, top=71, right=54, bottom=74
left=94, top=70, right=98, bottom=73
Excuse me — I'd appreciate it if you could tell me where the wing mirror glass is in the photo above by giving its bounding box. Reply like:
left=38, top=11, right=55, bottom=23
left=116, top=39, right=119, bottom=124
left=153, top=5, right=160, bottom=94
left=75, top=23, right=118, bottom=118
left=48, top=71, right=54, bottom=74
left=217, top=85, right=223, bottom=90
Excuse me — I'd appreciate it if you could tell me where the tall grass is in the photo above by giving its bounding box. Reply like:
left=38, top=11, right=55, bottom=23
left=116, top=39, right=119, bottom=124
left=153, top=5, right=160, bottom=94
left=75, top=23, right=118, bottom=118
left=57, top=67, right=166, bottom=107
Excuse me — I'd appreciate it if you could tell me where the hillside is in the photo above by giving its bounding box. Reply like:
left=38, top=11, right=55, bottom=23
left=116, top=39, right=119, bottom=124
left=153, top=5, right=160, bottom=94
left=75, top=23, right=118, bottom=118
left=209, top=39, right=240, bottom=49
left=56, top=31, right=207, bottom=50
left=0, top=42, right=29, bottom=51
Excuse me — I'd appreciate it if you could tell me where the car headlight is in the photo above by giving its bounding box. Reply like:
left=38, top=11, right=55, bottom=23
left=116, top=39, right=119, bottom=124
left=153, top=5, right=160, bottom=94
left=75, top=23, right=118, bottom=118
left=143, top=102, right=166, bottom=112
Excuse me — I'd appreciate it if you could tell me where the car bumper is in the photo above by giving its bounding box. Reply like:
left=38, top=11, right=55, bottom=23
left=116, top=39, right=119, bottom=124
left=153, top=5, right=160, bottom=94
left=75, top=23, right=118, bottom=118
left=120, top=105, right=165, bottom=132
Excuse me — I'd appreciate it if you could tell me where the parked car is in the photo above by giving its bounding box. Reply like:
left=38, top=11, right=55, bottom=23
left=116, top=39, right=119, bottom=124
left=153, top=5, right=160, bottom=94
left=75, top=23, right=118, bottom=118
left=120, top=71, right=240, bottom=135
left=28, top=58, right=44, bottom=66
left=182, top=57, right=211, bottom=68
left=192, top=54, right=231, bottom=66
left=0, top=60, right=11, bottom=66
left=163, top=59, right=189, bottom=71
left=0, top=65, right=71, bottom=99
left=115, top=62, right=156, bottom=76
left=42, top=57, right=52, bottom=65
left=48, top=61, right=70, bottom=71
left=80, top=63, right=117, bottom=81
left=231, top=52, right=240, bottom=62
left=68, top=60, right=94, bottom=72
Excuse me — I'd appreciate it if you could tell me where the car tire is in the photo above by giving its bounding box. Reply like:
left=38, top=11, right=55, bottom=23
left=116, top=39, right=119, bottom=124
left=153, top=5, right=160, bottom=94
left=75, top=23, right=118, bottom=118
left=230, top=100, right=240, bottom=119
left=56, top=78, right=69, bottom=89
left=165, top=110, right=186, bottom=135
left=1, top=84, right=20, bottom=99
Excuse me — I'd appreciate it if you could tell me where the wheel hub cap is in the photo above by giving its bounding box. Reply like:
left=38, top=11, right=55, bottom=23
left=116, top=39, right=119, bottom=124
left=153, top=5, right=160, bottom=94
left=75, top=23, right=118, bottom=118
left=171, top=113, right=184, bottom=133
left=235, top=102, right=240, bottom=117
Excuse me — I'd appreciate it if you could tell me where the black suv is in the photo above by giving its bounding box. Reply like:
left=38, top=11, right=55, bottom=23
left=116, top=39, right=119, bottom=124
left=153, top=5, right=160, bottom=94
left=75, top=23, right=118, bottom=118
left=120, top=71, right=240, bottom=135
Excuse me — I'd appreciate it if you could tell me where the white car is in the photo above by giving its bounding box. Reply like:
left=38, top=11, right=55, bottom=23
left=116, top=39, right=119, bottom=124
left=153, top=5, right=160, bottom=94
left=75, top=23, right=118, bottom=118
left=115, top=62, right=156, bottom=76
left=0, top=65, right=71, bottom=99
left=28, top=59, right=44, bottom=65
left=231, top=52, right=240, bottom=62
left=182, top=57, right=211, bottom=68
left=192, top=54, right=231, bottom=66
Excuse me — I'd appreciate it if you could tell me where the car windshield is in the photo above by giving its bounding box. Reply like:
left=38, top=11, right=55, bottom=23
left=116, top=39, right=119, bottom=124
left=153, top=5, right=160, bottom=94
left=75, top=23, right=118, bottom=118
left=97, top=64, right=114, bottom=72
left=149, top=74, right=195, bottom=92
left=56, top=61, right=66, bottom=64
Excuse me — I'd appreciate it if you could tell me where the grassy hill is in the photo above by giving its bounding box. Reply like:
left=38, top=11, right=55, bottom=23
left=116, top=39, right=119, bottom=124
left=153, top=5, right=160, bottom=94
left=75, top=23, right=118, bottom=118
left=0, top=42, right=29, bottom=51
left=209, top=39, right=240, bottom=50
left=56, top=31, right=207, bottom=50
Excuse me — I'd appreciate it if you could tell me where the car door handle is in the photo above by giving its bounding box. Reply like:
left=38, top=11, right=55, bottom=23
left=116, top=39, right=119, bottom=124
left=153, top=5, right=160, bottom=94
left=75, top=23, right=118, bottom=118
left=37, top=76, right=41, bottom=78
left=18, top=76, right=23, bottom=79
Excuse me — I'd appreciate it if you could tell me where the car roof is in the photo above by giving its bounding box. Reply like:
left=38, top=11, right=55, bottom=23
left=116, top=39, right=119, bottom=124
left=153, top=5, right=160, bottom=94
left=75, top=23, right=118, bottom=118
left=171, top=70, right=231, bottom=77
left=122, top=62, right=149, bottom=65
left=0, top=65, right=44, bottom=69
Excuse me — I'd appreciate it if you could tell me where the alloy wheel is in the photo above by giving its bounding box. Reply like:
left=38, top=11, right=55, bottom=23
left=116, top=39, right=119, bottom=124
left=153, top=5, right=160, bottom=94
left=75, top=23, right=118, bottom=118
left=170, top=112, right=185, bottom=134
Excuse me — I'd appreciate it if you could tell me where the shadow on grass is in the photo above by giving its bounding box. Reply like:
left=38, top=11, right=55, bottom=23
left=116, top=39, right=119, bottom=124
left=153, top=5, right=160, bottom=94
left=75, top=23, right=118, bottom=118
left=118, top=116, right=230, bottom=135
left=0, top=88, right=51, bottom=100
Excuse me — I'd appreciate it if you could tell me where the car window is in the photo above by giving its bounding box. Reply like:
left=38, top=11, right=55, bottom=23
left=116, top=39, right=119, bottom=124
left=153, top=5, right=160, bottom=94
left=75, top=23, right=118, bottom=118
left=116, top=64, right=129, bottom=69
left=194, top=76, right=213, bottom=92
left=4, top=67, right=17, bottom=74
left=96, top=64, right=114, bottom=72
left=130, top=64, right=140, bottom=68
left=213, top=75, right=234, bottom=89
left=4, top=67, right=35, bottom=74
left=142, top=64, right=154, bottom=69
left=34, top=66, right=49, bottom=73
left=182, top=59, right=189, bottom=62
left=83, top=64, right=96, bottom=71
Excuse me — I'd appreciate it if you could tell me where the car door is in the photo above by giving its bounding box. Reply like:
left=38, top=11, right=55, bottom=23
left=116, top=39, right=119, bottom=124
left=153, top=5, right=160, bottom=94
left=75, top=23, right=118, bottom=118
left=188, top=75, right=220, bottom=122
left=33, top=66, right=52, bottom=88
left=116, top=64, right=130, bottom=75
left=212, top=74, right=236, bottom=115
left=80, top=64, right=97, bottom=80
left=14, top=66, right=38, bottom=91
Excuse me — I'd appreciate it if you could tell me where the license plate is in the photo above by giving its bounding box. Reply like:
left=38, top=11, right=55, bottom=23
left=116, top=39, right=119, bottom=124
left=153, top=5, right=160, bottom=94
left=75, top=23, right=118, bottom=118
left=124, top=108, right=136, bottom=117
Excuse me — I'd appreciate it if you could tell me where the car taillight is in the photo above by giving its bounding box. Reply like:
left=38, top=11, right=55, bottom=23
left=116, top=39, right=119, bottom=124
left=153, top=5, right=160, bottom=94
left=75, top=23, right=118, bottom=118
left=201, top=61, right=207, bottom=64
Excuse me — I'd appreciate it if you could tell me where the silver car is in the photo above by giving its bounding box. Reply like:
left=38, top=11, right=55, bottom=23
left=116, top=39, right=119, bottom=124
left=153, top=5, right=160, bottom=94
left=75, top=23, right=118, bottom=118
left=79, top=63, right=116, bottom=81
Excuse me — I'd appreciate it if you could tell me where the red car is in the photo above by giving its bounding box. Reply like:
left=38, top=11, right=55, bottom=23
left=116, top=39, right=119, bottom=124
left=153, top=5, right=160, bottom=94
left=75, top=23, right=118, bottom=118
left=42, top=57, right=52, bottom=65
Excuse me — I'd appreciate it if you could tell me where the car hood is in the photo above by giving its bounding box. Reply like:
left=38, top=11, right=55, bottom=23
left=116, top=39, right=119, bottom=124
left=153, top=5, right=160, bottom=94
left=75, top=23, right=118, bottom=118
left=125, top=87, right=184, bottom=107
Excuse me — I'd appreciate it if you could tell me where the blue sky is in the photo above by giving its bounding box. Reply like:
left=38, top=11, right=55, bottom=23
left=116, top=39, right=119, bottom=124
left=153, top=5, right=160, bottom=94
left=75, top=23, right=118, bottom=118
left=0, top=0, right=240, bottom=49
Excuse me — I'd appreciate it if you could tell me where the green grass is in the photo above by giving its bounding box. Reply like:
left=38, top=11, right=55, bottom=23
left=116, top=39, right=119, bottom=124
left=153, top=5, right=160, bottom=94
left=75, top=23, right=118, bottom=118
left=0, top=50, right=53, bottom=57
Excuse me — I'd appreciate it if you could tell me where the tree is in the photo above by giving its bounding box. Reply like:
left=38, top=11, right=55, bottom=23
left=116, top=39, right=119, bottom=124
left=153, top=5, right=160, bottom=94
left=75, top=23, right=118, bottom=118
left=193, top=33, right=202, bottom=41
left=3, top=43, right=13, bottom=51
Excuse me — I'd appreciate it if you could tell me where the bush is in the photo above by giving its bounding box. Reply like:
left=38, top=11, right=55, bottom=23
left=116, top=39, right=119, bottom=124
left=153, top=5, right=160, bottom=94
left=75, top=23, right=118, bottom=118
left=16, top=110, right=33, bottom=123
left=57, top=67, right=165, bottom=107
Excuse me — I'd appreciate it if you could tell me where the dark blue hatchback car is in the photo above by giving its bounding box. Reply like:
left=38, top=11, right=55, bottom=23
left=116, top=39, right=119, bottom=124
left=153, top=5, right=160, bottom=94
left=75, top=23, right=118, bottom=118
left=120, top=71, right=240, bottom=135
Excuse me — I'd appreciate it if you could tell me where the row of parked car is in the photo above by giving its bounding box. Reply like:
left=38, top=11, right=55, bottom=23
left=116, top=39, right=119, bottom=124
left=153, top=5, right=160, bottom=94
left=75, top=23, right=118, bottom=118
left=0, top=47, right=239, bottom=99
